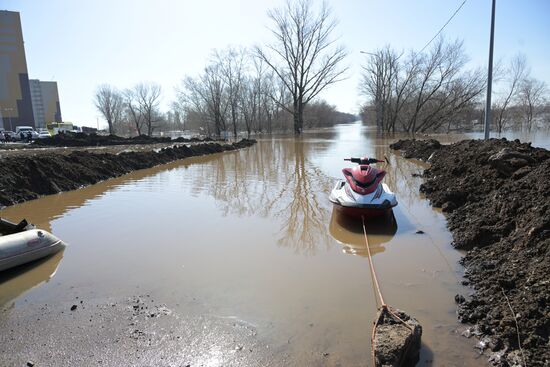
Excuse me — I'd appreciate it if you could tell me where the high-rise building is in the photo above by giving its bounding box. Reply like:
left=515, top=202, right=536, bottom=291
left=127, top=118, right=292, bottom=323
left=30, top=79, right=62, bottom=128
left=0, top=10, right=35, bottom=130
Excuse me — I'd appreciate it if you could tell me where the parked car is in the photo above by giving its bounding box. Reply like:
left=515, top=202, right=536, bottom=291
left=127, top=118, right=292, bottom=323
left=15, top=126, right=39, bottom=140
left=37, top=130, right=51, bottom=139
left=2, top=130, right=16, bottom=142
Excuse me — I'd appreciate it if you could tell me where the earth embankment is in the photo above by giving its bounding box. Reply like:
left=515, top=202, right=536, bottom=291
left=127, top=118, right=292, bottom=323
left=0, top=139, right=256, bottom=208
left=391, top=138, right=550, bottom=366
left=31, top=132, right=213, bottom=147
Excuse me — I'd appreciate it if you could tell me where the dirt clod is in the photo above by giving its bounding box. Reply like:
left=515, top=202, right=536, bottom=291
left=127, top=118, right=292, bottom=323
left=374, top=308, right=422, bottom=367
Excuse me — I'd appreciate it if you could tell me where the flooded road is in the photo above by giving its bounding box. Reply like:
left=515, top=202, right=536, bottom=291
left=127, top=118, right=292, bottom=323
left=1, top=122, right=493, bottom=366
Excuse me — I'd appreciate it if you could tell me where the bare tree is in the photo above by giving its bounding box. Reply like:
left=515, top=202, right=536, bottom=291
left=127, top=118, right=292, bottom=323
left=240, top=76, right=257, bottom=138
left=519, top=77, right=548, bottom=132
left=124, top=88, right=145, bottom=136
left=404, top=38, right=469, bottom=132
left=360, top=47, right=410, bottom=132
left=255, top=0, right=347, bottom=134
left=94, top=84, right=125, bottom=134
left=135, top=83, right=162, bottom=136
left=177, top=76, right=211, bottom=135
left=202, top=64, right=229, bottom=136
left=216, top=47, right=247, bottom=138
left=493, top=54, right=527, bottom=133
left=177, top=64, right=229, bottom=137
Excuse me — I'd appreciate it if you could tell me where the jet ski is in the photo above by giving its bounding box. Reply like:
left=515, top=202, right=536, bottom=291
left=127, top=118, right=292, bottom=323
left=329, top=157, right=398, bottom=218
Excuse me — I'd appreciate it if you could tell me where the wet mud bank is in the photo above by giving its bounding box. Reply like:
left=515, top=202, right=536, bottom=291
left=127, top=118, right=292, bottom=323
left=31, top=132, right=215, bottom=147
left=0, top=139, right=256, bottom=208
left=391, top=138, right=550, bottom=366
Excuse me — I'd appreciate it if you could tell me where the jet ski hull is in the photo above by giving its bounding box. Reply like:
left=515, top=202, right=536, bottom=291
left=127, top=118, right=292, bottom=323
left=329, top=180, right=398, bottom=219
left=333, top=204, right=390, bottom=218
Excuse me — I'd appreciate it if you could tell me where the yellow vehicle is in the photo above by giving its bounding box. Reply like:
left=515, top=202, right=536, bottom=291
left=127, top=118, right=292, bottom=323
left=46, top=122, right=74, bottom=135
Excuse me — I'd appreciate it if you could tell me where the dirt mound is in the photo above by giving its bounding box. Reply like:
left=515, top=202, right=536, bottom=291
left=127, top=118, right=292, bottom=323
left=391, top=138, right=550, bottom=366
left=389, top=139, right=442, bottom=161
left=32, top=133, right=214, bottom=147
left=0, top=139, right=255, bottom=208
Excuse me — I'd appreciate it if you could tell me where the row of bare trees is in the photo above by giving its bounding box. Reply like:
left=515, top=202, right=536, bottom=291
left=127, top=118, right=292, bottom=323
left=359, top=38, right=486, bottom=133
left=175, top=46, right=354, bottom=138
left=493, top=54, right=548, bottom=133
left=360, top=38, right=549, bottom=134
left=175, top=47, right=288, bottom=137
left=94, top=82, right=168, bottom=136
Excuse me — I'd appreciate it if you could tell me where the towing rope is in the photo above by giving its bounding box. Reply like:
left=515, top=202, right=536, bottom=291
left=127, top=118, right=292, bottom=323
left=361, top=215, right=386, bottom=307
left=361, top=215, right=415, bottom=366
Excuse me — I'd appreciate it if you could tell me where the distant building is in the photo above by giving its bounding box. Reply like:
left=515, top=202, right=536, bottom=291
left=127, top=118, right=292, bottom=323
left=30, top=79, right=62, bottom=128
left=0, top=10, right=35, bottom=130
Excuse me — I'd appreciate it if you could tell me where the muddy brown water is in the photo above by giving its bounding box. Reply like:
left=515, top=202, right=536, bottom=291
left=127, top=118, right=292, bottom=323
left=4, top=123, right=547, bottom=366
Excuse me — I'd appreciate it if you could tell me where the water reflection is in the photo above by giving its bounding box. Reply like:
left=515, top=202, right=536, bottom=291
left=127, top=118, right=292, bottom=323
left=329, top=208, right=397, bottom=257
left=0, top=250, right=64, bottom=307
left=186, top=139, right=335, bottom=255
left=0, top=160, right=193, bottom=232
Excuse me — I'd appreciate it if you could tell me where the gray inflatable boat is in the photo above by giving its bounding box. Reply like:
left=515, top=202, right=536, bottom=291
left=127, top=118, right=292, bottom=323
left=0, top=218, right=65, bottom=272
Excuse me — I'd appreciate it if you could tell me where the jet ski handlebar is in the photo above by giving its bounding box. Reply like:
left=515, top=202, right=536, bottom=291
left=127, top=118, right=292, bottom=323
left=344, top=157, right=385, bottom=165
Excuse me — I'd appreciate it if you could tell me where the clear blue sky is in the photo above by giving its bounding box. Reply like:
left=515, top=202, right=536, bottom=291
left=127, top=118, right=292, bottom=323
left=3, top=0, right=549, bottom=128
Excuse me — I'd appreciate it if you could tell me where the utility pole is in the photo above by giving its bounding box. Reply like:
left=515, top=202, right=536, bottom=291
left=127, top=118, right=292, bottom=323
left=484, top=0, right=496, bottom=140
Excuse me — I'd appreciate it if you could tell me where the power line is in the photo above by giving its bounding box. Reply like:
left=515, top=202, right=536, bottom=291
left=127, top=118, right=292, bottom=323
left=419, top=0, right=468, bottom=53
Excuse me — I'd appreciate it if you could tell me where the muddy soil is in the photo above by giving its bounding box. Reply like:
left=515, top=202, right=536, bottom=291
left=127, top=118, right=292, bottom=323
left=0, top=293, right=275, bottom=367
left=31, top=132, right=213, bottom=147
left=387, top=139, right=442, bottom=161
left=0, top=139, right=256, bottom=208
left=391, top=138, right=550, bottom=366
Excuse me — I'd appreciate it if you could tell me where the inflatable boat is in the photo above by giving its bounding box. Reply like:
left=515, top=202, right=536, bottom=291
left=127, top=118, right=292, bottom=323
left=0, top=218, right=65, bottom=272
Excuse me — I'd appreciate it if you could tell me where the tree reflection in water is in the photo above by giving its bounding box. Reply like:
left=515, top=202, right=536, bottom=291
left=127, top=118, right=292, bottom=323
left=186, top=138, right=334, bottom=255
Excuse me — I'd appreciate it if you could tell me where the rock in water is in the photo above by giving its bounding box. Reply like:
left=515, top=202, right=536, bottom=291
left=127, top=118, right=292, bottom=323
left=373, top=307, right=422, bottom=367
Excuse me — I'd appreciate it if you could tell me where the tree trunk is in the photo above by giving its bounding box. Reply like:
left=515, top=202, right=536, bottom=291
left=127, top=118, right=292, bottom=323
left=231, top=106, right=238, bottom=139
left=293, top=99, right=304, bottom=134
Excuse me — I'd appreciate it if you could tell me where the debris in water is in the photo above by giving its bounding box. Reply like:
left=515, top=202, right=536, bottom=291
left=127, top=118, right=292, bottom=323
left=70, top=305, right=77, bottom=311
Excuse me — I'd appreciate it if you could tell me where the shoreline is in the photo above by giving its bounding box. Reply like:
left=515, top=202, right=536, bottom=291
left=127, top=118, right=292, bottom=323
left=0, top=139, right=256, bottom=209
left=390, top=137, right=549, bottom=366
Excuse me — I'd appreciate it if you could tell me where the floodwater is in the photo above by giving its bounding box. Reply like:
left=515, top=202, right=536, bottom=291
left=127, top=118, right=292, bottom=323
left=2, top=121, right=521, bottom=366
